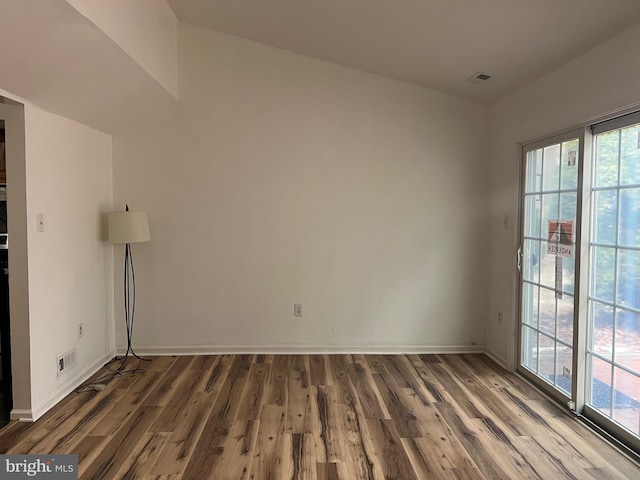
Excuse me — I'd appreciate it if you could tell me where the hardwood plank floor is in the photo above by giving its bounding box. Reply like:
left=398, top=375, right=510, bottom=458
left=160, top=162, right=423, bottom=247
left=1, top=354, right=638, bottom=479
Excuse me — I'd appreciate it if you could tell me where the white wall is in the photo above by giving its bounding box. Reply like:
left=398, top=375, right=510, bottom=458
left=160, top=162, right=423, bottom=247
left=487, top=21, right=640, bottom=366
left=113, top=25, right=490, bottom=353
left=20, top=101, right=113, bottom=419
left=66, top=0, right=179, bottom=98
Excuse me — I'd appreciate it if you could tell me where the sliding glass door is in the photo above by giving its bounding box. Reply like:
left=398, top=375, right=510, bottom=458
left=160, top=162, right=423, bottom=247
left=586, top=116, right=640, bottom=447
left=518, top=114, right=640, bottom=453
left=519, top=132, right=583, bottom=404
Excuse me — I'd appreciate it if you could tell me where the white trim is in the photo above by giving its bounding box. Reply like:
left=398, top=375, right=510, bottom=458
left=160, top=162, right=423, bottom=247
left=21, top=351, right=115, bottom=422
left=9, top=409, right=33, bottom=422
left=484, top=348, right=508, bottom=369
left=119, top=344, right=485, bottom=356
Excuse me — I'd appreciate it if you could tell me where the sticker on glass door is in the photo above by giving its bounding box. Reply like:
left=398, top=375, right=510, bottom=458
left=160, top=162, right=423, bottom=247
left=547, top=220, right=574, bottom=257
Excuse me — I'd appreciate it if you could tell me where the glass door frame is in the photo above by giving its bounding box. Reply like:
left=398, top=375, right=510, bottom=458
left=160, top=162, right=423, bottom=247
left=516, top=127, right=591, bottom=410
left=582, top=112, right=640, bottom=452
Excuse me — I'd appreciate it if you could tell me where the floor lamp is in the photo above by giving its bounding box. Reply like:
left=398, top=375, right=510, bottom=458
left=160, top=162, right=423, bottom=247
left=108, top=205, right=150, bottom=369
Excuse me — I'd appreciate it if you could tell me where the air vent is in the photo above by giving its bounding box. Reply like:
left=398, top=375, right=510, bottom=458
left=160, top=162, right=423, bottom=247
left=466, top=71, right=494, bottom=85
left=56, top=348, right=77, bottom=376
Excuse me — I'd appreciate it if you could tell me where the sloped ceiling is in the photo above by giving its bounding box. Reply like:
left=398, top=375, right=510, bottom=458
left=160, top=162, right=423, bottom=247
left=168, top=0, right=640, bottom=103
left=0, top=0, right=176, bottom=134
left=2, top=1, right=640, bottom=134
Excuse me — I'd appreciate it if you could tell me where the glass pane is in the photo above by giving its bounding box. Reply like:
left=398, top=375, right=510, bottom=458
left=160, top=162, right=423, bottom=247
left=618, top=188, right=640, bottom=248
left=542, top=144, right=561, bottom=191
left=590, top=356, right=613, bottom=416
left=560, top=139, right=579, bottom=191
left=540, top=247, right=556, bottom=290
left=615, top=308, right=640, bottom=373
left=526, top=148, right=543, bottom=193
left=612, top=367, right=640, bottom=435
left=524, top=195, right=542, bottom=238
left=521, top=326, right=538, bottom=372
left=559, top=192, right=577, bottom=226
left=539, top=287, right=556, bottom=336
left=591, top=302, right=614, bottom=360
left=555, top=344, right=573, bottom=395
left=562, top=256, right=575, bottom=295
left=620, top=124, right=640, bottom=186
left=616, top=249, right=640, bottom=310
left=541, top=193, right=560, bottom=224
left=592, top=246, right=616, bottom=302
left=557, top=294, right=574, bottom=345
left=589, top=124, right=640, bottom=445
left=523, top=239, right=541, bottom=283
left=539, top=334, right=555, bottom=384
left=595, top=130, right=619, bottom=188
left=593, top=189, right=618, bottom=245
left=522, top=283, right=539, bottom=328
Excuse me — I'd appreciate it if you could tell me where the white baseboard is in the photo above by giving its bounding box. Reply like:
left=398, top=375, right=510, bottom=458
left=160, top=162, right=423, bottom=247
left=9, top=409, right=33, bottom=422
left=484, top=348, right=508, bottom=369
left=13, top=350, right=115, bottom=423
left=118, top=344, right=485, bottom=356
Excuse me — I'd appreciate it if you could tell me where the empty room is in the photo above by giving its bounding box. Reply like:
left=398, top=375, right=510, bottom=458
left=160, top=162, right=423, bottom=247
left=0, top=0, right=639, bottom=478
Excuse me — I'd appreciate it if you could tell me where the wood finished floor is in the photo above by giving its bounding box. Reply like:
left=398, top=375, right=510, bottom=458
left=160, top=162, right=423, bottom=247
left=0, top=354, right=638, bottom=479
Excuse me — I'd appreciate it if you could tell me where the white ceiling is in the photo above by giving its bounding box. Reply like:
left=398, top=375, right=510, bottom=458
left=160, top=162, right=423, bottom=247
left=167, top=0, right=640, bottom=104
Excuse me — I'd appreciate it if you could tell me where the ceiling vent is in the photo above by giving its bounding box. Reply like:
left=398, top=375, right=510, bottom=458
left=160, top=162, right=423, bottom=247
left=466, top=71, right=494, bottom=85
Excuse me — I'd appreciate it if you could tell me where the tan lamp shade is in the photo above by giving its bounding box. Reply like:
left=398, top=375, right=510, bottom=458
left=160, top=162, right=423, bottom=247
left=107, top=210, right=150, bottom=244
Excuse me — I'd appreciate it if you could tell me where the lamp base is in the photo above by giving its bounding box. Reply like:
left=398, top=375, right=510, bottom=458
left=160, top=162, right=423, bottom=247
left=115, top=347, right=150, bottom=372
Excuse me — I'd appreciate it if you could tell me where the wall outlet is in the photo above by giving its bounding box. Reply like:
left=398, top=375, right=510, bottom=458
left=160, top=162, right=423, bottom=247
left=56, top=348, right=77, bottom=377
left=498, top=310, right=503, bottom=326
left=36, top=213, right=45, bottom=232
left=563, top=366, right=571, bottom=379
left=294, top=304, right=303, bottom=317
left=78, top=323, right=83, bottom=339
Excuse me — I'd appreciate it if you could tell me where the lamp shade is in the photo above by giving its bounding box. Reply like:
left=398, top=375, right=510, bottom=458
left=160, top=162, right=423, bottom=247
left=107, top=210, right=150, bottom=244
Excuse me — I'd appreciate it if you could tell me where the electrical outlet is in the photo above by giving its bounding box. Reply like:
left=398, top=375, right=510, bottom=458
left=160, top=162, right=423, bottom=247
left=78, top=323, right=83, bottom=339
left=563, top=366, right=571, bottom=379
left=294, top=304, right=303, bottom=317
left=498, top=310, right=503, bottom=326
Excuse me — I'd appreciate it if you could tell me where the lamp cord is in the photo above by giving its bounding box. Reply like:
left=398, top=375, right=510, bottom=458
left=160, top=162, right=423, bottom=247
left=75, top=357, right=145, bottom=393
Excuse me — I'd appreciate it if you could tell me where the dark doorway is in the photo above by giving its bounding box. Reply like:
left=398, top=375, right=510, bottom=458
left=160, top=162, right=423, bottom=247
left=0, top=127, right=11, bottom=428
